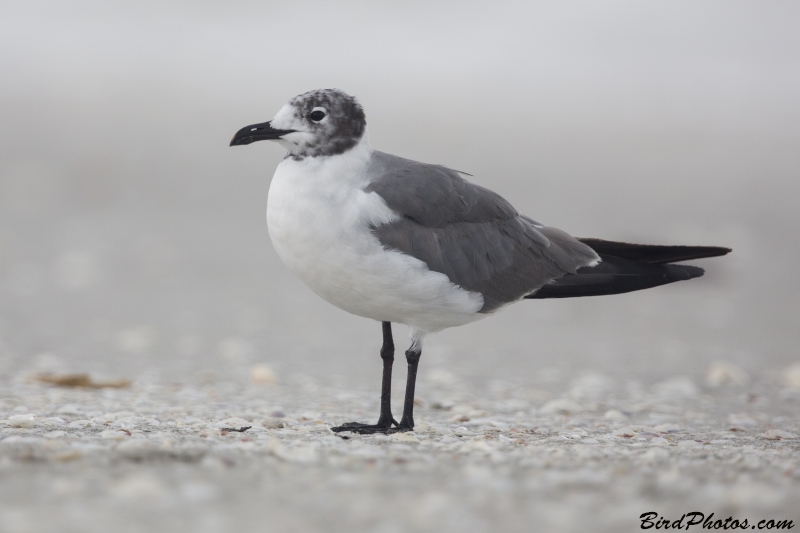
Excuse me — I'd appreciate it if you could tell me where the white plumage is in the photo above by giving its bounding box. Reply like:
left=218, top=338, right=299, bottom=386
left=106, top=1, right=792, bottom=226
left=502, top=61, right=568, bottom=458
left=267, top=133, right=485, bottom=337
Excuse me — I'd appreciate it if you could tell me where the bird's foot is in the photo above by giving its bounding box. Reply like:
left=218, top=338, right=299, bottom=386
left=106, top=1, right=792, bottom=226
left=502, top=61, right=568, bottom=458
left=386, top=417, right=414, bottom=433
left=330, top=420, right=397, bottom=435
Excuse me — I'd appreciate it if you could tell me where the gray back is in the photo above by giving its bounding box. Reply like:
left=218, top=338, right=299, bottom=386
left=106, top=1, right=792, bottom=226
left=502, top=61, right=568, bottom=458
left=365, top=151, right=599, bottom=312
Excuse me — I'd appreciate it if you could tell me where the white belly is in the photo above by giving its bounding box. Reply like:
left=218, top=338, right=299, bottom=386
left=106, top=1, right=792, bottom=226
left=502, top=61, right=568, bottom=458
left=266, top=154, right=484, bottom=333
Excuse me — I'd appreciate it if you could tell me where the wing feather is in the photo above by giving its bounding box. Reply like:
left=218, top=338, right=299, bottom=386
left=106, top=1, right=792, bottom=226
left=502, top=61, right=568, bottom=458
left=365, top=151, right=599, bottom=312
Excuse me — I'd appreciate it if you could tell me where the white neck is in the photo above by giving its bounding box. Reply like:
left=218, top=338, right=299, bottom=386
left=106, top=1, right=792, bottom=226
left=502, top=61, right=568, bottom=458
left=276, top=129, right=374, bottom=188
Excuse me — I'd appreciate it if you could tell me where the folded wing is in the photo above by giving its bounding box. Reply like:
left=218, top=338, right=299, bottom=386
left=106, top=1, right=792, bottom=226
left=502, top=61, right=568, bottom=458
left=365, top=151, right=600, bottom=312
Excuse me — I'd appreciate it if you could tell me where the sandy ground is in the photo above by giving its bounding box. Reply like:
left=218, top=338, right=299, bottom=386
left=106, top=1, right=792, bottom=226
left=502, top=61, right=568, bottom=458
left=1, top=365, right=799, bottom=533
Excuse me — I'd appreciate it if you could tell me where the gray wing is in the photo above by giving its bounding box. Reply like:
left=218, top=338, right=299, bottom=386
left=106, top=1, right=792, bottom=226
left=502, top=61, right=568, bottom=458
left=365, top=151, right=600, bottom=312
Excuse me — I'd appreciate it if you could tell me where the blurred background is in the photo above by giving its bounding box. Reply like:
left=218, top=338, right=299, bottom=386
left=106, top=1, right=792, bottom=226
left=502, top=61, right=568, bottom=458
left=0, top=0, right=798, bottom=389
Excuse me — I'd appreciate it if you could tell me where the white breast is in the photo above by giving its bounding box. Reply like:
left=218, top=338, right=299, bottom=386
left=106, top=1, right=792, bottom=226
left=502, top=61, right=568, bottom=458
left=266, top=140, right=484, bottom=333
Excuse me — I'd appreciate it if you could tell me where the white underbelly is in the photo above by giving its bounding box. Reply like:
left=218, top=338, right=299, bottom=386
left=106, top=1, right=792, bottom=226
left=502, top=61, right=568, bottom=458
left=266, top=161, right=484, bottom=332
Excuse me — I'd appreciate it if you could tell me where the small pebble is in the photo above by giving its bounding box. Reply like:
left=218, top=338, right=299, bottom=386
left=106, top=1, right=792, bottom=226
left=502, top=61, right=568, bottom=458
left=653, top=423, right=680, bottom=433
left=50, top=450, right=83, bottom=462
left=760, top=430, right=797, bottom=440
left=613, top=426, right=655, bottom=438
left=176, top=416, right=204, bottom=426
left=212, top=417, right=250, bottom=429
left=539, top=398, right=584, bottom=414
left=100, top=430, right=128, bottom=440
left=261, top=418, right=287, bottom=429
left=783, top=363, right=800, bottom=389
left=603, top=409, right=628, bottom=420
left=111, top=417, right=141, bottom=430
left=8, top=414, right=37, bottom=428
left=250, top=364, right=279, bottom=385
left=705, top=361, right=750, bottom=387
left=116, top=440, right=154, bottom=457
left=392, top=433, right=420, bottom=444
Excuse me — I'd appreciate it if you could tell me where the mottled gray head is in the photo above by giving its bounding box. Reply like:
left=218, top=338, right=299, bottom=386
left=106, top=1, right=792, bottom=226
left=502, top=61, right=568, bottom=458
left=230, top=89, right=367, bottom=160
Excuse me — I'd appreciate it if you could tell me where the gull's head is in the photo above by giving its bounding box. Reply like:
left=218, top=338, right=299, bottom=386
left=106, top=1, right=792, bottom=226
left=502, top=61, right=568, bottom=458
left=230, top=89, right=367, bottom=159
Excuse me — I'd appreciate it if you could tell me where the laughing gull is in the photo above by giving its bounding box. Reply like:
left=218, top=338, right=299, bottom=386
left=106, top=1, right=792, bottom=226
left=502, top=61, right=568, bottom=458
left=230, top=89, right=730, bottom=434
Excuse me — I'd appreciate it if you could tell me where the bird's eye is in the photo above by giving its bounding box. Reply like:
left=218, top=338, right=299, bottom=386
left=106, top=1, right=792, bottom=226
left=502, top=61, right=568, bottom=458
left=309, top=110, right=326, bottom=122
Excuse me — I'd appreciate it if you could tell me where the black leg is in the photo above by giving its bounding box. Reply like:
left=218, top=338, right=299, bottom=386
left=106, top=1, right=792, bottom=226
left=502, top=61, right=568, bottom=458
left=376, top=321, right=397, bottom=426
left=331, top=322, right=397, bottom=434
left=391, top=345, right=421, bottom=432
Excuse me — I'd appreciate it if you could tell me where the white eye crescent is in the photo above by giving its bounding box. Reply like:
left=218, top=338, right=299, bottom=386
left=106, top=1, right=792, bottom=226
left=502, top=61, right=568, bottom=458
left=309, top=107, right=327, bottom=122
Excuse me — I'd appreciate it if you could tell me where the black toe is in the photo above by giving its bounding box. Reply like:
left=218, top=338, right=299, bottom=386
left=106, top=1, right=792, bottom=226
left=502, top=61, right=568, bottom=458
left=330, top=421, right=394, bottom=435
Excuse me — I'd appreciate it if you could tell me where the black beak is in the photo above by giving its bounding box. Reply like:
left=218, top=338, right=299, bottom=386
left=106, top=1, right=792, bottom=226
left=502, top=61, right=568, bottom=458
left=229, top=121, right=295, bottom=146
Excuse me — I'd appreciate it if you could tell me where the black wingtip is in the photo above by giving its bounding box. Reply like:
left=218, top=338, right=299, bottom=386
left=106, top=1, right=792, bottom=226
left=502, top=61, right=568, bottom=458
left=577, top=239, right=732, bottom=264
left=667, top=263, right=705, bottom=281
left=526, top=256, right=709, bottom=299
